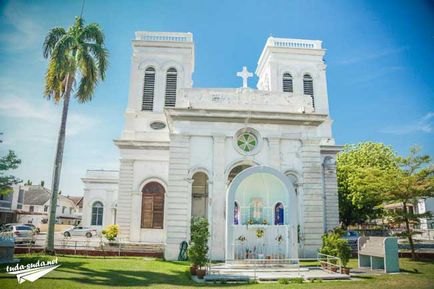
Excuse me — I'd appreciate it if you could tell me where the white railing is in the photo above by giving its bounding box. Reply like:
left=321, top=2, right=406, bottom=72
left=232, top=224, right=290, bottom=260
left=135, top=31, right=193, bottom=42
left=317, top=253, right=342, bottom=273
left=268, top=37, right=322, bottom=49
left=177, top=88, right=314, bottom=113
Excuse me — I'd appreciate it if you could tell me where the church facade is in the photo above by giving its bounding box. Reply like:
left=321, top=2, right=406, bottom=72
left=81, top=31, right=341, bottom=261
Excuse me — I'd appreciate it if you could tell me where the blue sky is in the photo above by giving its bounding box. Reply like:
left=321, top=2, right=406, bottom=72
left=0, top=0, right=433, bottom=196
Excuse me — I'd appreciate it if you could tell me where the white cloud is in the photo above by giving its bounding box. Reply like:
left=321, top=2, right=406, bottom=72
left=335, top=46, right=408, bottom=65
left=0, top=1, right=45, bottom=52
left=380, top=112, right=434, bottom=135
left=350, top=66, right=406, bottom=85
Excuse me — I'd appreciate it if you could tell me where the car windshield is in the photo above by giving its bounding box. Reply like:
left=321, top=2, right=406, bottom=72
left=16, top=226, right=32, bottom=230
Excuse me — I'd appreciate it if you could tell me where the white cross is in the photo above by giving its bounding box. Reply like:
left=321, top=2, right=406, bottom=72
left=236, top=66, right=253, bottom=88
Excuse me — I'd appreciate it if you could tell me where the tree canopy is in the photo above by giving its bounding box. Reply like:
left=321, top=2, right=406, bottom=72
left=337, top=142, right=397, bottom=226
left=353, top=146, right=434, bottom=258
left=0, top=150, right=21, bottom=195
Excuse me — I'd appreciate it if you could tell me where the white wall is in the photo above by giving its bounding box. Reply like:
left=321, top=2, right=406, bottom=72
left=82, top=170, right=119, bottom=231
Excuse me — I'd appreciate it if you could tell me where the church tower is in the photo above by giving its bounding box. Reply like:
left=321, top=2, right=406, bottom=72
left=120, top=31, right=194, bottom=142
left=256, top=37, right=334, bottom=145
left=256, top=37, right=329, bottom=115
left=115, top=32, right=194, bottom=243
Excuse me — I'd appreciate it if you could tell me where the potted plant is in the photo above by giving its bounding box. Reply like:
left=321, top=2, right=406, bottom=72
left=336, top=239, right=351, bottom=274
left=188, top=217, right=210, bottom=279
left=102, top=224, right=119, bottom=246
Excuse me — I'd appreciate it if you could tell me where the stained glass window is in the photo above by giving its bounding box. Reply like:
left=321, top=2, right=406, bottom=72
left=274, top=202, right=284, bottom=225
left=234, top=202, right=239, bottom=225
left=237, top=132, right=257, bottom=152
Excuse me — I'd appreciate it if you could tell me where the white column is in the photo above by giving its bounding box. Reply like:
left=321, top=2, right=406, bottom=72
left=164, top=134, right=191, bottom=260
left=117, top=159, right=134, bottom=241
left=211, top=135, right=226, bottom=260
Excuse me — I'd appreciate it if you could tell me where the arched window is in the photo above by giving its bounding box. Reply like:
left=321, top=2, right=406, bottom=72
left=303, top=74, right=314, bottom=109
left=142, top=67, right=156, bottom=111
left=234, top=202, right=240, bottom=225
left=141, top=182, right=165, bottom=229
left=274, top=202, right=284, bottom=225
left=191, top=172, right=208, bottom=218
left=91, top=201, right=104, bottom=226
left=282, top=73, right=293, bottom=93
left=164, top=68, right=177, bottom=107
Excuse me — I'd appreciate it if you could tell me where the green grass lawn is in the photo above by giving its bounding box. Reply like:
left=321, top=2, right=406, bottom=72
left=0, top=255, right=433, bottom=289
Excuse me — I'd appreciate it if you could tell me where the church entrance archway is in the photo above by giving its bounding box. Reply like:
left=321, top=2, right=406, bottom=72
left=226, top=166, right=298, bottom=260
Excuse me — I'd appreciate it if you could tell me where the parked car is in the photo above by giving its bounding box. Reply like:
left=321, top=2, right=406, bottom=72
left=63, top=226, right=97, bottom=238
left=23, top=224, right=40, bottom=234
left=3, top=224, right=35, bottom=244
left=342, top=230, right=360, bottom=252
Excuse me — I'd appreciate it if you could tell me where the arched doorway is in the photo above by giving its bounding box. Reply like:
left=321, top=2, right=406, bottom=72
left=191, top=172, right=208, bottom=218
left=226, top=166, right=298, bottom=260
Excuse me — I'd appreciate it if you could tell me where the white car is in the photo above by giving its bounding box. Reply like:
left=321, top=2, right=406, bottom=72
left=63, top=226, right=97, bottom=238
left=4, top=224, right=35, bottom=244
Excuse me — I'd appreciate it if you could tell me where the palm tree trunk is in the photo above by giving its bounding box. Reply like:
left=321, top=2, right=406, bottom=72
left=45, top=74, right=73, bottom=255
left=403, top=202, right=416, bottom=259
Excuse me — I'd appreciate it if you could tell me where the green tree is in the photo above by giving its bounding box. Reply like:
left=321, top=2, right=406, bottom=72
left=337, top=142, right=397, bottom=226
left=354, top=146, right=434, bottom=259
left=0, top=150, right=22, bottom=195
left=188, top=217, right=210, bottom=268
left=43, top=16, right=108, bottom=254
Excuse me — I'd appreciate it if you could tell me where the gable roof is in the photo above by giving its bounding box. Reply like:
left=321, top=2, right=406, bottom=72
left=23, top=185, right=51, bottom=205
left=67, top=196, right=83, bottom=208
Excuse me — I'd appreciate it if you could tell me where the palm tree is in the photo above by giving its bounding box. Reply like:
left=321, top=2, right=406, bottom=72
left=43, top=16, right=108, bottom=254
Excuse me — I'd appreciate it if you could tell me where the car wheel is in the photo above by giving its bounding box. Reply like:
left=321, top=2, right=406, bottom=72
left=64, top=232, right=71, bottom=237
left=85, top=232, right=92, bottom=238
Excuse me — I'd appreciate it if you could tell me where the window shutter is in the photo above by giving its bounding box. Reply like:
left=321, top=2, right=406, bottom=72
left=152, top=195, right=164, bottom=229
left=142, top=67, right=155, bottom=111
left=164, top=68, right=177, bottom=107
left=141, top=195, right=154, bottom=228
left=282, top=73, right=293, bottom=93
left=303, top=74, right=315, bottom=109
left=141, top=182, right=165, bottom=229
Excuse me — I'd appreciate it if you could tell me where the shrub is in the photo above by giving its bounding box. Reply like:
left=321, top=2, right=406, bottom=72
left=102, top=224, right=119, bottom=241
left=290, top=277, right=304, bottom=284
left=278, top=278, right=290, bottom=284
left=188, top=217, right=210, bottom=268
left=320, top=229, right=352, bottom=267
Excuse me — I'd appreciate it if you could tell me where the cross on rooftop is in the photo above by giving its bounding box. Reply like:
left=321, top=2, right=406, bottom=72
left=236, top=66, right=253, bottom=88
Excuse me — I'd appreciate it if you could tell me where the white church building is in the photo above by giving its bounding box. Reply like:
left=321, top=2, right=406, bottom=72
left=81, top=31, right=341, bottom=261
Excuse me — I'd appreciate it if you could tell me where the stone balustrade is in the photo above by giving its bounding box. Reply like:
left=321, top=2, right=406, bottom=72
left=267, top=37, right=322, bottom=49
left=177, top=88, right=314, bottom=113
left=135, top=31, right=193, bottom=42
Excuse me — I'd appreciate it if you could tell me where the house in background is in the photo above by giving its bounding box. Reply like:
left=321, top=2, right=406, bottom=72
left=0, top=185, right=24, bottom=224
left=12, top=185, right=82, bottom=226
left=418, top=198, right=434, bottom=230
left=0, top=190, right=16, bottom=224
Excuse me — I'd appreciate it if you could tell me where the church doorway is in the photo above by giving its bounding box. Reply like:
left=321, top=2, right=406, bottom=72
left=191, top=172, right=208, bottom=218
left=226, top=166, right=298, bottom=261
